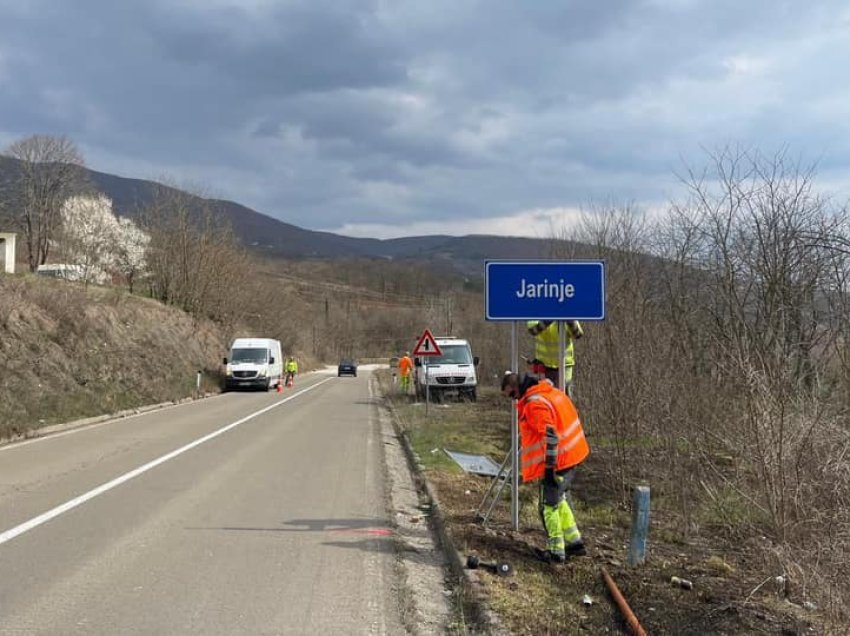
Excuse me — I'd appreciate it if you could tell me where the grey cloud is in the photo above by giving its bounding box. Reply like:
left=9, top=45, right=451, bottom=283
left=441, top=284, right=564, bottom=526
left=1, top=0, right=848, bottom=234
left=152, top=2, right=406, bottom=96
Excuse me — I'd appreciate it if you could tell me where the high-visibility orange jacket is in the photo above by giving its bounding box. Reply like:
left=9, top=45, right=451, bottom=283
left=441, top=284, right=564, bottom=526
left=399, top=356, right=413, bottom=377
left=518, top=379, right=589, bottom=483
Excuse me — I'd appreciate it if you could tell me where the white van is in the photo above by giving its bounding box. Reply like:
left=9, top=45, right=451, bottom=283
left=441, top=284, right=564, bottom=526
left=414, top=336, right=479, bottom=402
left=223, top=338, right=283, bottom=391
left=36, top=263, right=108, bottom=284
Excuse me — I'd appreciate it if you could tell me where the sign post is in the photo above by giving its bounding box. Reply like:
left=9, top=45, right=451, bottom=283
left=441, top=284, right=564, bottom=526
left=485, top=260, right=606, bottom=531
left=510, top=321, right=519, bottom=530
left=413, top=329, right=442, bottom=415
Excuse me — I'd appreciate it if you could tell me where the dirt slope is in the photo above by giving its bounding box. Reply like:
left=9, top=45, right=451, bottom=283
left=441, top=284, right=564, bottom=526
left=0, top=275, right=227, bottom=440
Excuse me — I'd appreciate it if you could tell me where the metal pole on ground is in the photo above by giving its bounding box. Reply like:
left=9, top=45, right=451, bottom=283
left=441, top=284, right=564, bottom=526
left=601, top=567, right=648, bottom=636
left=511, top=321, right=519, bottom=531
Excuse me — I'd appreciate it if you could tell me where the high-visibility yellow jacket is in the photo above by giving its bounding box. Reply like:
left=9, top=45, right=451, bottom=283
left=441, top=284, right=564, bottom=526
left=527, top=320, right=583, bottom=368
left=285, top=359, right=298, bottom=373
left=518, top=380, right=589, bottom=483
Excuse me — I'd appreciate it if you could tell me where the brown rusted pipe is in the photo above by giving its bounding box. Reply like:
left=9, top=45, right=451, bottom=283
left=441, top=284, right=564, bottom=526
left=601, top=567, right=648, bottom=636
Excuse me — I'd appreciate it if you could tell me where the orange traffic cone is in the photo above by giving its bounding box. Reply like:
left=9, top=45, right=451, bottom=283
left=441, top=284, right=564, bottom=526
left=276, top=382, right=283, bottom=393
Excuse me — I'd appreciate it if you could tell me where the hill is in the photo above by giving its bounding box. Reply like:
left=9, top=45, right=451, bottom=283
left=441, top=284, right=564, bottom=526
left=88, top=167, right=578, bottom=274
left=0, top=157, right=574, bottom=274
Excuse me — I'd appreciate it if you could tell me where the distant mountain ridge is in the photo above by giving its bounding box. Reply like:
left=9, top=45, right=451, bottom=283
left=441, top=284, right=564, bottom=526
left=2, top=158, right=572, bottom=274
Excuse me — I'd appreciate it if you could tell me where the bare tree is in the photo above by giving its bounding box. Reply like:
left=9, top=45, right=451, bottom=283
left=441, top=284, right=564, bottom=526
left=139, top=182, right=253, bottom=328
left=1, top=135, right=88, bottom=271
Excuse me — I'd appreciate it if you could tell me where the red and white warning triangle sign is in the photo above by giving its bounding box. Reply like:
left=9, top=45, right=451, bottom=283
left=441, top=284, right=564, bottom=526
left=413, top=328, right=442, bottom=356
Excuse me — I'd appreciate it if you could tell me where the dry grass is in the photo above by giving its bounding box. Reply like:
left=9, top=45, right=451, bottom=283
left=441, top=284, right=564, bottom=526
left=380, top=372, right=830, bottom=634
left=0, top=274, right=227, bottom=440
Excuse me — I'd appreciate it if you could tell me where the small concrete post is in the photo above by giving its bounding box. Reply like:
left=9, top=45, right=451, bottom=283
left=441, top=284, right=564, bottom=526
left=196, top=370, right=202, bottom=397
left=628, top=485, right=651, bottom=566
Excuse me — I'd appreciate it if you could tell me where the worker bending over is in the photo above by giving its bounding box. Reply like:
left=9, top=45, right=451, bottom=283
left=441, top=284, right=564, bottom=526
left=501, top=372, right=589, bottom=562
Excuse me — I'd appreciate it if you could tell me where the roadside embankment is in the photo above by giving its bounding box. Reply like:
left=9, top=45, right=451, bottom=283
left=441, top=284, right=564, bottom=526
left=0, top=275, right=227, bottom=441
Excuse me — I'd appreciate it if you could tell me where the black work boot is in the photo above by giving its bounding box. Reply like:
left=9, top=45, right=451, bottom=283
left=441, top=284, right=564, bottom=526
left=532, top=547, right=565, bottom=564
left=565, top=541, right=587, bottom=557
left=548, top=550, right=566, bottom=563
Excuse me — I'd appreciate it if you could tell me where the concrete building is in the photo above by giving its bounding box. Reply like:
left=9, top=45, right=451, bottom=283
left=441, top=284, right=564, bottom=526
left=0, top=232, right=16, bottom=274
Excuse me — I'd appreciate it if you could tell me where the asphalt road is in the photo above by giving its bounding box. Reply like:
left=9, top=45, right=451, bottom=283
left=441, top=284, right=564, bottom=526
left=0, top=368, right=406, bottom=634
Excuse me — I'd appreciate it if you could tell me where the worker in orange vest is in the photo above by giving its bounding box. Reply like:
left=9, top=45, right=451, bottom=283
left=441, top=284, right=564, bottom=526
left=501, top=371, right=589, bottom=562
left=398, top=352, right=414, bottom=394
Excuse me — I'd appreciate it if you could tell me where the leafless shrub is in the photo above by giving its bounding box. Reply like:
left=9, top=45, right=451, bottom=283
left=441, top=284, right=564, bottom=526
left=549, top=147, right=850, bottom=622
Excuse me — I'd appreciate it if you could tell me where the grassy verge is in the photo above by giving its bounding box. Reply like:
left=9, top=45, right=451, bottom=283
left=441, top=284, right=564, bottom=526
left=378, top=371, right=823, bottom=635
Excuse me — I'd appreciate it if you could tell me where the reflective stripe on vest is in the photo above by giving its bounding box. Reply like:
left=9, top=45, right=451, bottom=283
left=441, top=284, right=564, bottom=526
left=519, top=389, right=588, bottom=482
left=520, top=420, right=583, bottom=471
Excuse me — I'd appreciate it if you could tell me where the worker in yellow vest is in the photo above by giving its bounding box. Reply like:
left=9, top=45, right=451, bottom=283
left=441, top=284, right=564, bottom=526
left=526, top=320, right=583, bottom=397
left=502, top=371, right=589, bottom=562
left=284, top=356, right=298, bottom=387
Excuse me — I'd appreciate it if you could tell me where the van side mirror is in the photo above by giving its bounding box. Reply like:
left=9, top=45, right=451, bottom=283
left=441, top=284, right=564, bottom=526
left=473, top=356, right=480, bottom=366
left=269, top=357, right=275, bottom=364
left=222, top=357, right=228, bottom=365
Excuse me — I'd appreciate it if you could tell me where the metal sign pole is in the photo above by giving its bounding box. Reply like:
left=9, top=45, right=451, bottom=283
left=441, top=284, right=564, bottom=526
left=511, top=321, right=519, bottom=531
left=558, top=321, right=566, bottom=393
left=425, top=360, right=429, bottom=416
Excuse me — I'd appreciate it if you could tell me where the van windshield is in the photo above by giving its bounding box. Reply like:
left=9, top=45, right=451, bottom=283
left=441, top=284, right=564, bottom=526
left=231, top=348, right=269, bottom=363
left=428, top=344, right=473, bottom=365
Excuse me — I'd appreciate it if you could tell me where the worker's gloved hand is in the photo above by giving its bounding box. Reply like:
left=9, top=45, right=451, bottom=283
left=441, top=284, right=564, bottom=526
left=544, top=467, right=558, bottom=487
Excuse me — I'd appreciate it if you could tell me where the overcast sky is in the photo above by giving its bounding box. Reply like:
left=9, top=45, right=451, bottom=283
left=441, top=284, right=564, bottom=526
left=1, top=1, right=849, bottom=239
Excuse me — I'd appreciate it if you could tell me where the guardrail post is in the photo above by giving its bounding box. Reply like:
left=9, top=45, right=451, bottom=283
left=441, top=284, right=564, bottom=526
left=628, top=485, right=650, bottom=566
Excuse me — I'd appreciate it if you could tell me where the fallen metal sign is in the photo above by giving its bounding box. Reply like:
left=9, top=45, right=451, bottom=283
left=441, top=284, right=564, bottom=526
left=443, top=450, right=502, bottom=477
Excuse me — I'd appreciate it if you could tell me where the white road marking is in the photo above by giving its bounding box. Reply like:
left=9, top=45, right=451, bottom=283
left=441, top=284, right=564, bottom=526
left=0, top=378, right=332, bottom=547
left=0, top=398, right=208, bottom=453
left=1, top=372, right=324, bottom=452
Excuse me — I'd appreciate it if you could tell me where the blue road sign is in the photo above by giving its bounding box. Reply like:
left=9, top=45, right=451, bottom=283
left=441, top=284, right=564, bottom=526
left=485, top=260, right=606, bottom=321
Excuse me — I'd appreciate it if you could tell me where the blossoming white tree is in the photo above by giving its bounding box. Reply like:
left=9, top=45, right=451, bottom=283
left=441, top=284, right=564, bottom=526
left=59, top=194, right=149, bottom=288
left=113, top=216, right=150, bottom=292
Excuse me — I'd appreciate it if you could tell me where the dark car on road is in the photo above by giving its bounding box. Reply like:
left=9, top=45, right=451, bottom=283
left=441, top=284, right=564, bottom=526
left=338, top=359, right=357, bottom=377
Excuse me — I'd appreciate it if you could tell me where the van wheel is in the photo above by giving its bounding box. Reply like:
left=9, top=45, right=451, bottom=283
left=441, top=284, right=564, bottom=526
left=264, top=379, right=271, bottom=391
